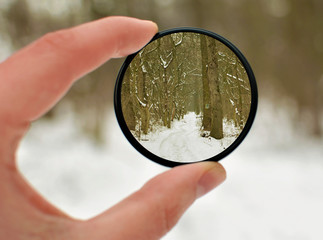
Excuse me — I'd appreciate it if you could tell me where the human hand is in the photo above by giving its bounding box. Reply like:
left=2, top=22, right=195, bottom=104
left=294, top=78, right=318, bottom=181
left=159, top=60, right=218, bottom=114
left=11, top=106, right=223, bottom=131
left=0, top=16, right=226, bottom=240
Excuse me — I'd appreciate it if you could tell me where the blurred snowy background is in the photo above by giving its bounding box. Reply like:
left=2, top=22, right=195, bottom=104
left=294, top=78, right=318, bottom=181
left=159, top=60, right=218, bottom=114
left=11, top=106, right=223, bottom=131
left=1, top=0, right=323, bottom=239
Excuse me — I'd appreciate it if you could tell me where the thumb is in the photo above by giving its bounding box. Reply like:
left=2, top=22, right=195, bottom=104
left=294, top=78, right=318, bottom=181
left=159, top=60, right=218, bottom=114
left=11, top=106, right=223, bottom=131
left=79, top=162, right=226, bottom=240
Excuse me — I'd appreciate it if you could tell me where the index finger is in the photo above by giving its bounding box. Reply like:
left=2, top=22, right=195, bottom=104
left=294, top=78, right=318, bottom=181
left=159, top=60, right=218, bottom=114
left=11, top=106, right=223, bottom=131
left=0, top=16, right=158, bottom=124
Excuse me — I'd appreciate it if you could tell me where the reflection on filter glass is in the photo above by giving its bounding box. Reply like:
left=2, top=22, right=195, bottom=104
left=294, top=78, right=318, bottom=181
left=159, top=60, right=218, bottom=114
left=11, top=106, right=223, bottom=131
left=121, top=32, right=251, bottom=162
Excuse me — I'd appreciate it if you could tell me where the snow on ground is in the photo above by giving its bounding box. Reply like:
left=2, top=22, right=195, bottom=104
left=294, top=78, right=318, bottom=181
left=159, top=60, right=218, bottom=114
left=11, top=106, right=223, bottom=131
left=137, top=112, right=236, bottom=162
left=16, top=99, right=323, bottom=240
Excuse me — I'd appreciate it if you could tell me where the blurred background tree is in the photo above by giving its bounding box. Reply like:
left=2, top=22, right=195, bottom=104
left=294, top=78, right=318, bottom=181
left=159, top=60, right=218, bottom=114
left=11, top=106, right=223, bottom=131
left=1, top=0, right=322, bottom=142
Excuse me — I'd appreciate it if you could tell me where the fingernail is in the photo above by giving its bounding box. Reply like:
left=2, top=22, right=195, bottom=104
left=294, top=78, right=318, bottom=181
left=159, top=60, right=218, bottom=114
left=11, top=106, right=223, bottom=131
left=143, top=20, right=159, bottom=32
left=196, top=163, right=226, bottom=198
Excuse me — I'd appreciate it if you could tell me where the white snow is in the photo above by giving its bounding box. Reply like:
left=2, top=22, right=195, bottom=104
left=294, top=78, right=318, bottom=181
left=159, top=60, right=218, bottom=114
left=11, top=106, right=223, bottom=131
left=136, top=95, right=147, bottom=107
left=174, top=36, right=183, bottom=46
left=226, top=73, right=244, bottom=82
left=160, top=55, right=167, bottom=67
left=137, top=112, right=236, bottom=162
left=141, top=64, right=147, bottom=73
left=16, top=99, right=323, bottom=240
left=218, top=51, right=226, bottom=57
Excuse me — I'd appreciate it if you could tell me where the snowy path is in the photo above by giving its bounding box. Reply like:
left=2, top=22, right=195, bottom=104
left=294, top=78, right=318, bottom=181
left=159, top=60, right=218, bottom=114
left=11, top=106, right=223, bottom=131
left=139, top=112, right=228, bottom=162
left=158, top=117, right=199, bottom=161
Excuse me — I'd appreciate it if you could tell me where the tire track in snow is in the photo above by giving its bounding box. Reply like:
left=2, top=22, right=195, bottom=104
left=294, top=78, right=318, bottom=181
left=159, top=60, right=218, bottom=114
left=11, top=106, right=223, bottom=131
left=139, top=112, right=227, bottom=163
left=159, top=128, right=198, bottom=162
left=158, top=116, right=200, bottom=162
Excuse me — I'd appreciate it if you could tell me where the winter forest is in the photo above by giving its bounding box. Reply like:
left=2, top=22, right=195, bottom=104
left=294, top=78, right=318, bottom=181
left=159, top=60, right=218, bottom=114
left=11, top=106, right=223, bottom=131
left=121, top=32, right=251, bottom=160
left=4, top=2, right=323, bottom=239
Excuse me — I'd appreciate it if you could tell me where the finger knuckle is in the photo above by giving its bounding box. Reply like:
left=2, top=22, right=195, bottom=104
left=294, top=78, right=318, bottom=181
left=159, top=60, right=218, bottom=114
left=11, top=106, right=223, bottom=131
left=38, top=30, right=76, bottom=52
left=160, top=205, right=174, bottom=234
left=152, top=197, right=176, bottom=236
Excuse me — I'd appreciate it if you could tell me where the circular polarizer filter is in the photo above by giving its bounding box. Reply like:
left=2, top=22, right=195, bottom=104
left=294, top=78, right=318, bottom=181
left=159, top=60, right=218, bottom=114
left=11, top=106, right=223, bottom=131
left=114, top=28, right=258, bottom=167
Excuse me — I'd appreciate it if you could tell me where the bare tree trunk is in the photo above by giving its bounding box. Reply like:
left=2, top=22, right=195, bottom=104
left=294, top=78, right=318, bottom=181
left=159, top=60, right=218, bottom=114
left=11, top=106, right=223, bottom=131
left=200, top=34, right=212, bottom=131
left=138, top=62, right=149, bottom=135
left=122, top=68, right=136, bottom=130
left=207, top=38, right=223, bottom=139
left=234, top=57, right=243, bottom=130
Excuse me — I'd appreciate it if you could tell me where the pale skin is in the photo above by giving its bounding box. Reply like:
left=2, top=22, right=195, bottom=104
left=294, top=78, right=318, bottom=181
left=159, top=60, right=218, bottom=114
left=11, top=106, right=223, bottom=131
left=0, top=17, right=226, bottom=240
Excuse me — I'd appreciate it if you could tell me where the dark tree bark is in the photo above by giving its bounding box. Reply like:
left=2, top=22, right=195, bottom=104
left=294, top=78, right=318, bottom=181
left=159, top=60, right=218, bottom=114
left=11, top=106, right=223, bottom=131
left=200, top=34, right=212, bottom=131
left=122, top=68, right=136, bottom=131
left=137, top=57, right=150, bottom=135
left=233, top=57, right=243, bottom=130
left=206, top=38, right=223, bottom=139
